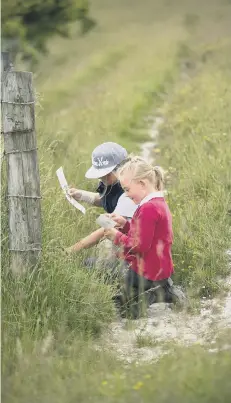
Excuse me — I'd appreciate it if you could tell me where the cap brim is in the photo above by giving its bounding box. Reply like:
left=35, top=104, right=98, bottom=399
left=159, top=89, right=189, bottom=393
left=85, top=164, right=117, bottom=179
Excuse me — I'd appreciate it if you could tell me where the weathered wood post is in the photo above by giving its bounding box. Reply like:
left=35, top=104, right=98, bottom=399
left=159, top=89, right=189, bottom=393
left=1, top=52, right=42, bottom=274
left=1, top=52, right=13, bottom=74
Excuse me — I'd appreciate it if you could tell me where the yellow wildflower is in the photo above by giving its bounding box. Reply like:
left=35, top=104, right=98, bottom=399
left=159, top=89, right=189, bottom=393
left=133, top=381, right=144, bottom=390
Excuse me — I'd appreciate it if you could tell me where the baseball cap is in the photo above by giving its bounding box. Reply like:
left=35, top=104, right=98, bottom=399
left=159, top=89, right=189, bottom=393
left=85, top=142, right=128, bottom=179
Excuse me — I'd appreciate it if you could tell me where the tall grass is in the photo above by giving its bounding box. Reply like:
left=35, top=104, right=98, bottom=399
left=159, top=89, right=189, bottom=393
left=2, top=0, right=231, bottom=401
left=3, top=342, right=231, bottom=402
left=2, top=0, right=184, bottom=379
left=157, top=43, right=231, bottom=296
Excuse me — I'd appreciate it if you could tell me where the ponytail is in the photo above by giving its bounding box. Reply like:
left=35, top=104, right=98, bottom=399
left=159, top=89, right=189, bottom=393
left=153, top=166, right=165, bottom=190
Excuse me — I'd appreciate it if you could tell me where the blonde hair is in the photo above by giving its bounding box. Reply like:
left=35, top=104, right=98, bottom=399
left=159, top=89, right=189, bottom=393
left=118, top=155, right=165, bottom=191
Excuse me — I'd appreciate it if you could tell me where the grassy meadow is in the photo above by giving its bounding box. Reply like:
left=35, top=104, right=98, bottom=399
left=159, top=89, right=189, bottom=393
left=2, top=0, right=231, bottom=401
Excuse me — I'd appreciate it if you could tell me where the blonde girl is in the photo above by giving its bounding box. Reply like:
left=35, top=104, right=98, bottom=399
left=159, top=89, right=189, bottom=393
left=105, top=156, right=185, bottom=318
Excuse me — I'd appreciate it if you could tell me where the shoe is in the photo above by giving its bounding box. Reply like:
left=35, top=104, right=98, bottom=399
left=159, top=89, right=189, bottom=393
left=165, top=285, right=187, bottom=306
left=146, top=288, right=157, bottom=305
left=112, top=293, right=123, bottom=303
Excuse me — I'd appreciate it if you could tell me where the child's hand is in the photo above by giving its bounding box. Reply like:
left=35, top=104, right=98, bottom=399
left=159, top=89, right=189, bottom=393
left=104, top=228, right=119, bottom=240
left=108, top=213, right=127, bottom=229
left=68, top=188, right=82, bottom=201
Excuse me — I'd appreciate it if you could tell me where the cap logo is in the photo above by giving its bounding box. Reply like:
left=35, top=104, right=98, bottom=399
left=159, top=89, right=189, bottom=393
left=93, top=156, right=109, bottom=167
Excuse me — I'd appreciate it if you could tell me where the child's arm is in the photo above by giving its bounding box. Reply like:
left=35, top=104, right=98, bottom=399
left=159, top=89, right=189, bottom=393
left=66, top=228, right=105, bottom=253
left=114, top=204, right=159, bottom=254
left=68, top=188, right=102, bottom=207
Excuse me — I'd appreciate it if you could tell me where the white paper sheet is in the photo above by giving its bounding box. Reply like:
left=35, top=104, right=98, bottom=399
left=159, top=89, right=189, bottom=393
left=96, top=214, right=116, bottom=229
left=56, top=167, right=86, bottom=214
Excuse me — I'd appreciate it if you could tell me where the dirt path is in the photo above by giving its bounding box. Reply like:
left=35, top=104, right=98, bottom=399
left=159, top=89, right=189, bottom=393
left=140, top=115, right=164, bottom=164
left=103, top=275, right=231, bottom=363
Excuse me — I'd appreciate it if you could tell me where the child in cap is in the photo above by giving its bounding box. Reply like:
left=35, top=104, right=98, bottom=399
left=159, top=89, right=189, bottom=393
left=104, top=156, right=186, bottom=318
left=66, top=142, right=137, bottom=256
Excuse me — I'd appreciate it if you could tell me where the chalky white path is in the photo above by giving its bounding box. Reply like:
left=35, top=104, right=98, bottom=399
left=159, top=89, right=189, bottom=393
left=140, top=115, right=164, bottom=164
left=104, top=286, right=231, bottom=363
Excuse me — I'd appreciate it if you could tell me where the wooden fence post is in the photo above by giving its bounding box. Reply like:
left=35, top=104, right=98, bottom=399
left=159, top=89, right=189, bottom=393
left=1, top=52, right=42, bottom=274
left=1, top=52, right=13, bottom=72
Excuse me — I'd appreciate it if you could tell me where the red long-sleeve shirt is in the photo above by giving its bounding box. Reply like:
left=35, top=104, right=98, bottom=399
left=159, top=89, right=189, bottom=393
left=114, top=197, right=174, bottom=281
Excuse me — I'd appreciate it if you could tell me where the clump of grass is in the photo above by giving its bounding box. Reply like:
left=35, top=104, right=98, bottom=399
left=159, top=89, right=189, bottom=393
left=2, top=340, right=231, bottom=403
left=135, top=332, right=159, bottom=348
left=1, top=165, right=117, bottom=371
left=1, top=255, right=116, bottom=371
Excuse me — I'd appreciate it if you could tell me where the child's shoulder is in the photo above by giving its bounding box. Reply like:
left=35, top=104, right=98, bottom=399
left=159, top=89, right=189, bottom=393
left=139, top=197, right=167, bottom=215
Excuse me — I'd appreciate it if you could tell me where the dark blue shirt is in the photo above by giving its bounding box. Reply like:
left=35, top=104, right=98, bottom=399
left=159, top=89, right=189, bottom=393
left=96, top=181, right=124, bottom=213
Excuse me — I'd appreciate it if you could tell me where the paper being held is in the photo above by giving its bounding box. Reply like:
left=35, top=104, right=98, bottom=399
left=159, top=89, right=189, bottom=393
left=96, top=214, right=116, bottom=229
left=56, top=167, right=86, bottom=214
